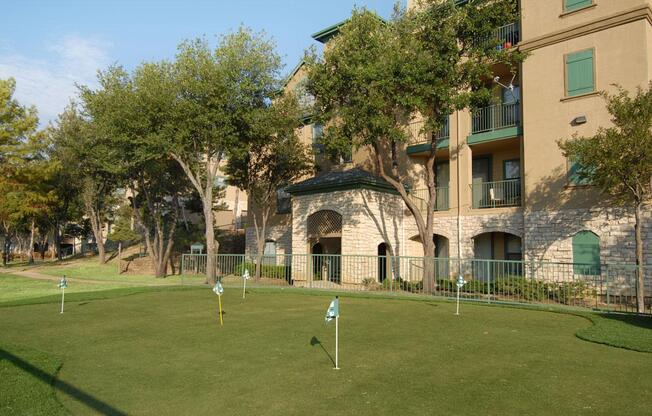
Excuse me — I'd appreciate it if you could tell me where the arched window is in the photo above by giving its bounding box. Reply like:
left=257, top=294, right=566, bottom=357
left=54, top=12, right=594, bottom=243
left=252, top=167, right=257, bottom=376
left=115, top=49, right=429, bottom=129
left=572, top=231, right=600, bottom=275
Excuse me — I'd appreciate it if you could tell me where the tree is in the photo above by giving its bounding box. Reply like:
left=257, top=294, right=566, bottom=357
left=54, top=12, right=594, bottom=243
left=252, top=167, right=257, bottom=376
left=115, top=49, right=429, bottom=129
left=306, top=3, right=523, bottom=291
left=225, top=93, right=313, bottom=279
left=80, top=63, right=191, bottom=278
left=0, top=78, right=42, bottom=265
left=559, top=84, right=652, bottom=313
left=51, top=104, right=119, bottom=264
left=167, top=29, right=282, bottom=283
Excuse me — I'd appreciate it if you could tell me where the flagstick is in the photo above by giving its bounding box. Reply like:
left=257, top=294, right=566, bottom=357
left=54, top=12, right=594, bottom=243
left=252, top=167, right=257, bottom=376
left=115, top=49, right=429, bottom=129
left=334, top=315, right=340, bottom=370
left=455, top=284, right=460, bottom=316
left=218, top=294, right=224, bottom=326
left=242, top=277, right=246, bottom=299
left=60, top=287, right=65, bottom=314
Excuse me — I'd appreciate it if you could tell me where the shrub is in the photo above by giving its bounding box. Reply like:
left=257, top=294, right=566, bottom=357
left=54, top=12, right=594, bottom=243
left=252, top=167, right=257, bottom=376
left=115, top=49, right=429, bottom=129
left=234, top=262, right=290, bottom=280
left=548, top=280, right=589, bottom=305
left=494, top=277, right=549, bottom=302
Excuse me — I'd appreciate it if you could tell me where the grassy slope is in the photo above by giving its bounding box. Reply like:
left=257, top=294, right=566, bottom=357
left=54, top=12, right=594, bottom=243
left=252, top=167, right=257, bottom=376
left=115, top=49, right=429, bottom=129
left=0, top=273, right=126, bottom=303
left=1, top=287, right=651, bottom=416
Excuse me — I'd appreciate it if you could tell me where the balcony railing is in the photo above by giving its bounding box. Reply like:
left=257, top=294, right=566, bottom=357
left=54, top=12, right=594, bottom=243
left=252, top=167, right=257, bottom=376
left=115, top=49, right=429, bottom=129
left=493, top=22, right=520, bottom=48
left=407, top=118, right=450, bottom=146
left=409, top=187, right=449, bottom=212
left=471, top=102, right=520, bottom=135
left=471, top=179, right=521, bottom=209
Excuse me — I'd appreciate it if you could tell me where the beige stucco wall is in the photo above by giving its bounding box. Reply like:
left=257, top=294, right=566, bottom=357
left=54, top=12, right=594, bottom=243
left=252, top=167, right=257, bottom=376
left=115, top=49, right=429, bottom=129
left=522, top=18, right=651, bottom=212
left=521, top=0, right=652, bottom=42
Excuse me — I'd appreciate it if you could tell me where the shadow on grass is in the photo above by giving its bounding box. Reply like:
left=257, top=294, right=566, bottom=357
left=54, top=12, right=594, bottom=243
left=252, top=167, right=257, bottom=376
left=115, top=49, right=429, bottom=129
left=310, top=336, right=335, bottom=367
left=596, top=313, right=652, bottom=330
left=0, top=348, right=127, bottom=416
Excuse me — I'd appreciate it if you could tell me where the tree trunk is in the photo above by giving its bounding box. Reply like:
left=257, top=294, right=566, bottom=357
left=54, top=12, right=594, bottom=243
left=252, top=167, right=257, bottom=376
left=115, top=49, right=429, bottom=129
left=28, top=219, right=35, bottom=264
left=204, top=200, right=217, bottom=284
left=252, top=207, right=269, bottom=280
left=634, top=201, right=646, bottom=313
left=170, top=152, right=221, bottom=284
left=55, top=220, right=62, bottom=261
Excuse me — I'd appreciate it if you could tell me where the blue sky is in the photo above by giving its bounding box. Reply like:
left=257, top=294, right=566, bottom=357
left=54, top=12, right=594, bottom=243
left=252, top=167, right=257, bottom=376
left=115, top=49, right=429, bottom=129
left=1, top=0, right=399, bottom=124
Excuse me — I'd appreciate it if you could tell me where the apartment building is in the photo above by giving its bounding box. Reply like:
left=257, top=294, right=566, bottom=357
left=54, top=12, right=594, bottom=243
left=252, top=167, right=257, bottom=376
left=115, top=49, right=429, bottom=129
left=246, top=0, right=652, bottom=284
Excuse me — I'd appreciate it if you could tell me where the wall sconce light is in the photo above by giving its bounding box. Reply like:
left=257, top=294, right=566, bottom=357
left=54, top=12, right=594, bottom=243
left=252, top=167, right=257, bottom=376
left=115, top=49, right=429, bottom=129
left=572, top=115, right=587, bottom=125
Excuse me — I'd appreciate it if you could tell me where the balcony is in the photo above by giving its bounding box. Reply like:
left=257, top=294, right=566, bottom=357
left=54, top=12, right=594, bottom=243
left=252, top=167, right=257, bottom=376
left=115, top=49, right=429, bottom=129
left=408, top=187, right=449, bottom=213
left=471, top=179, right=521, bottom=209
left=468, top=102, right=521, bottom=145
left=406, top=118, right=449, bottom=155
left=490, top=22, right=520, bottom=48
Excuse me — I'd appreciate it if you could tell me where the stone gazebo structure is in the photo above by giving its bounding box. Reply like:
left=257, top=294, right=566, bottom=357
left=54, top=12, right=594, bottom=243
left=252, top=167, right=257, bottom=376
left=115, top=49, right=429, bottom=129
left=286, top=168, right=407, bottom=288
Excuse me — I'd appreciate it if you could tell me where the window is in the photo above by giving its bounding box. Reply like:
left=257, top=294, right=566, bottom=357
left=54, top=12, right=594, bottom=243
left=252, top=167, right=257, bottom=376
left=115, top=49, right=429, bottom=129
left=276, top=188, right=292, bottom=214
left=564, top=0, right=593, bottom=13
left=502, top=86, right=520, bottom=105
left=572, top=231, right=600, bottom=275
left=503, top=159, right=520, bottom=180
left=312, top=123, right=323, bottom=143
left=336, top=148, right=353, bottom=164
left=567, top=159, right=592, bottom=185
left=504, top=235, right=522, bottom=261
left=565, top=49, right=595, bottom=97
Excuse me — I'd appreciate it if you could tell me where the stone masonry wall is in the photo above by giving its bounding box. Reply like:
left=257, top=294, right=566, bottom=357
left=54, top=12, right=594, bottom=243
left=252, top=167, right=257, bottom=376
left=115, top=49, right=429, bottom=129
left=524, top=207, right=652, bottom=265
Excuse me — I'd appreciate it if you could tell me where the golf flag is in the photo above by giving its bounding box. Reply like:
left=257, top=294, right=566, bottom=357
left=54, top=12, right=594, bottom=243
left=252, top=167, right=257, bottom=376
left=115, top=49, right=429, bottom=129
left=456, top=276, right=467, bottom=288
left=58, top=276, right=68, bottom=289
left=213, top=281, right=224, bottom=326
left=59, top=276, right=67, bottom=314
left=242, top=269, right=250, bottom=299
left=325, top=297, right=339, bottom=322
left=455, top=275, right=466, bottom=316
left=213, top=281, right=224, bottom=296
left=325, top=296, right=340, bottom=369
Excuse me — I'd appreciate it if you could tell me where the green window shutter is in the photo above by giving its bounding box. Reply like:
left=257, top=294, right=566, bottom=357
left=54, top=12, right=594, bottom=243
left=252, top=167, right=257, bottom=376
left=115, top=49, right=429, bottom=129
left=565, top=0, right=592, bottom=12
left=566, top=49, right=595, bottom=97
left=572, top=231, right=600, bottom=275
left=568, top=159, right=593, bottom=185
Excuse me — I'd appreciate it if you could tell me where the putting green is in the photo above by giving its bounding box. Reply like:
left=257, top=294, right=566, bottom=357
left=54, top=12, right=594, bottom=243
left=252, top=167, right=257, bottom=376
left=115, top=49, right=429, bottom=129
left=1, top=287, right=651, bottom=415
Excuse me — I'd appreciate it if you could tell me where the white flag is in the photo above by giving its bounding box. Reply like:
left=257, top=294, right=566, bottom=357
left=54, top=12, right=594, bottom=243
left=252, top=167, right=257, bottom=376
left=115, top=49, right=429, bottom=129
left=325, top=297, right=339, bottom=322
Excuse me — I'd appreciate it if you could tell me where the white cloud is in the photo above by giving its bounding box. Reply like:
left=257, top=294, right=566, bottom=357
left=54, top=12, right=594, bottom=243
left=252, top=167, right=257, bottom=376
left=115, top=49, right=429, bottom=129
left=0, top=35, right=112, bottom=125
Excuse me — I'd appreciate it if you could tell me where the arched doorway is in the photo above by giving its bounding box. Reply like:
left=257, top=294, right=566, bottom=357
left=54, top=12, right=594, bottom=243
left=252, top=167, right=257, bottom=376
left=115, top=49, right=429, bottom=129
left=378, top=243, right=388, bottom=283
left=472, top=231, right=522, bottom=280
left=433, top=234, right=450, bottom=279
left=308, top=210, right=342, bottom=283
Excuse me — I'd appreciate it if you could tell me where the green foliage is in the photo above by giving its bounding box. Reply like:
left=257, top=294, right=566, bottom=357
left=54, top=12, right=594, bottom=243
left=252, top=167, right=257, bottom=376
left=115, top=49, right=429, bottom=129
left=234, top=262, right=290, bottom=280
left=381, top=277, right=423, bottom=293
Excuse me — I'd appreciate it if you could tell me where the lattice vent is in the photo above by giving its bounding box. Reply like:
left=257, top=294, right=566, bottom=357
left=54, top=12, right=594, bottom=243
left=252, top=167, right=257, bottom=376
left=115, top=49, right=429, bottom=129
left=307, top=210, right=342, bottom=238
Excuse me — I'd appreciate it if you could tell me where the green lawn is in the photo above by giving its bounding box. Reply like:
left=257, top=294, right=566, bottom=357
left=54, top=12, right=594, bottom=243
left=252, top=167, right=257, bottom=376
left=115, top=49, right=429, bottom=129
left=0, top=273, right=126, bottom=303
left=1, top=286, right=651, bottom=415
left=32, top=256, right=204, bottom=286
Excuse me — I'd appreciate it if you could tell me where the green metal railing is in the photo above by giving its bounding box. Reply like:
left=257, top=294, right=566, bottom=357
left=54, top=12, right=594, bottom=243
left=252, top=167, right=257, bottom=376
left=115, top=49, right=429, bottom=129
left=180, top=253, right=651, bottom=314
left=471, top=179, right=521, bottom=208
left=409, top=187, right=450, bottom=212
left=471, top=102, right=520, bottom=135
left=407, top=118, right=449, bottom=146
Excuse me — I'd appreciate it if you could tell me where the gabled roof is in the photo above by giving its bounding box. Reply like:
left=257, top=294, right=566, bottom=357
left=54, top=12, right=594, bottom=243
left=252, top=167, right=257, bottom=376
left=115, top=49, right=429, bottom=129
left=286, top=168, right=397, bottom=196
left=311, top=19, right=349, bottom=44
left=311, top=14, right=387, bottom=44
left=282, top=59, right=306, bottom=90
